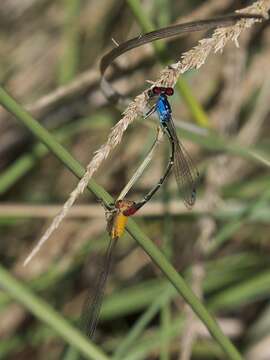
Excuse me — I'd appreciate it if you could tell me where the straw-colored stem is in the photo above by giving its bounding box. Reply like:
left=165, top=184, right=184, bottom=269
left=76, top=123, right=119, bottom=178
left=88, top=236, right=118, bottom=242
left=117, top=127, right=163, bottom=201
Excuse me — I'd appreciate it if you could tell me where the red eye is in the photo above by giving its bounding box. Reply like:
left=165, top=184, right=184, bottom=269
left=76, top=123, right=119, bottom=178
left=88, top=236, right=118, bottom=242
left=152, top=86, right=161, bottom=95
left=165, top=87, right=174, bottom=96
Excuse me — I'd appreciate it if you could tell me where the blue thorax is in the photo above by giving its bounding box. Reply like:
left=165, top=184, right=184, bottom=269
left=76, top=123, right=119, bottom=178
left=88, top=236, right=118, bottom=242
left=156, top=94, right=172, bottom=123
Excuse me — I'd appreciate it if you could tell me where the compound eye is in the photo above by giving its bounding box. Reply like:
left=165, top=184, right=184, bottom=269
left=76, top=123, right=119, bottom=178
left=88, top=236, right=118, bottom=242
left=165, top=87, right=174, bottom=96
left=152, top=86, right=161, bottom=95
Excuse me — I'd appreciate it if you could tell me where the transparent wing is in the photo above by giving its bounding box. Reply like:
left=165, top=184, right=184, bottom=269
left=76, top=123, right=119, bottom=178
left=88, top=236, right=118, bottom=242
left=80, top=236, right=117, bottom=339
left=165, top=118, right=199, bottom=208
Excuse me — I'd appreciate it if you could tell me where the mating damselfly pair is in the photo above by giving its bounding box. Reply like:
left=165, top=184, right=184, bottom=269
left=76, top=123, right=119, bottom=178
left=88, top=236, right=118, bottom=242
left=81, top=85, right=199, bottom=339
left=80, top=10, right=263, bottom=341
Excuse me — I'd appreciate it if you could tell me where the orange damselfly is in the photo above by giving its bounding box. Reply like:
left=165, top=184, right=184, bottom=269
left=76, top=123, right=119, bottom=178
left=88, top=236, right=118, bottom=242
left=80, top=199, right=137, bottom=339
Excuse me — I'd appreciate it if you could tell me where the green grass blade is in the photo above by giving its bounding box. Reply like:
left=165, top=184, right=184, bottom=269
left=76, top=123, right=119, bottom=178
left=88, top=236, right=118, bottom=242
left=209, top=269, right=270, bottom=311
left=0, top=265, right=109, bottom=360
left=113, top=286, right=173, bottom=359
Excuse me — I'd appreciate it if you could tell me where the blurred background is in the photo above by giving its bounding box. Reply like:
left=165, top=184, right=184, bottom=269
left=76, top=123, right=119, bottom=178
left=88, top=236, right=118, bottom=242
left=1, top=0, right=270, bottom=359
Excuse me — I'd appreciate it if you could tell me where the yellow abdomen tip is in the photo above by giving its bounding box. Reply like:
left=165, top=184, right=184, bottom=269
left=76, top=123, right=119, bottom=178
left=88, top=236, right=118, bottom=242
left=111, top=213, right=128, bottom=239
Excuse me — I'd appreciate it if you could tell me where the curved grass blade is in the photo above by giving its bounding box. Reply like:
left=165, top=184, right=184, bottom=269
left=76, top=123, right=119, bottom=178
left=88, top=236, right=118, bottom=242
left=100, top=13, right=262, bottom=101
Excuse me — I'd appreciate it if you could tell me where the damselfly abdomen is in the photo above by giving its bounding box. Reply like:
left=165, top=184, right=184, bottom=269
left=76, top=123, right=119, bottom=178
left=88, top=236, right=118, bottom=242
left=146, top=86, right=199, bottom=208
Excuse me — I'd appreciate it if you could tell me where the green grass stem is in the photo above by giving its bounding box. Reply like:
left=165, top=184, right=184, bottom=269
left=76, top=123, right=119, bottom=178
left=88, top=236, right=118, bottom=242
left=0, top=265, right=109, bottom=360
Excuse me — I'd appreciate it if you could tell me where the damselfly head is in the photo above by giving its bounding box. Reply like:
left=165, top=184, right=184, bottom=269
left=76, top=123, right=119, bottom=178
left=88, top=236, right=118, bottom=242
left=152, top=86, right=162, bottom=95
left=115, top=199, right=136, bottom=213
left=148, top=86, right=174, bottom=98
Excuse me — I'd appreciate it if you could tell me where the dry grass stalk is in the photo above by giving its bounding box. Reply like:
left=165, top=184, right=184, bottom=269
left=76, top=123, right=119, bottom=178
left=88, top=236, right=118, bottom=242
left=24, top=1, right=269, bottom=266
left=117, top=126, right=164, bottom=201
left=207, top=55, right=270, bottom=187
left=218, top=73, right=270, bottom=184
left=238, top=75, right=270, bottom=146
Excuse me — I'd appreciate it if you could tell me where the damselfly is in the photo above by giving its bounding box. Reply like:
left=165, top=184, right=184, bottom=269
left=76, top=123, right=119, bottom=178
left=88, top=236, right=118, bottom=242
left=144, top=86, right=199, bottom=208
left=80, top=87, right=199, bottom=338
left=80, top=199, right=137, bottom=339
